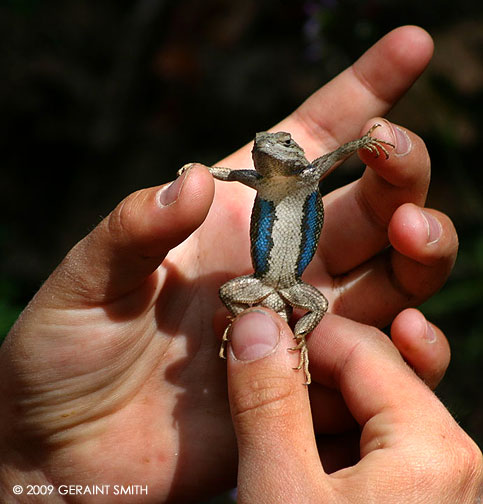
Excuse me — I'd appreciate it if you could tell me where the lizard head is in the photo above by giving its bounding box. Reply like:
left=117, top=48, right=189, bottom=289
left=252, top=131, right=309, bottom=176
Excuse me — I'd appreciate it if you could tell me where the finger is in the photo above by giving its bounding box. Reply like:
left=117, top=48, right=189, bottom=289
left=320, top=119, right=430, bottom=275
left=308, top=314, right=481, bottom=501
left=310, top=310, right=450, bottom=430
left=307, top=313, right=450, bottom=437
left=227, top=309, right=326, bottom=500
left=221, top=26, right=433, bottom=169
left=391, top=308, right=450, bottom=390
left=43, top=165, right=215, bottom=306
left=218, top=306, right=362, bottom=433
left=278, top=25, right=433, bottom=159
left=328, top=204, right=458, bottom=328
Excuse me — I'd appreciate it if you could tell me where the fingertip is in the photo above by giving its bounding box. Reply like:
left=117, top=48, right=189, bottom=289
left=384, top=26, right=434, bottom=69
left=388, top=203, right=458, bottom=266
left=157, top=163, right=215, bottom=213
left=229, top=309, right=281, bottom=362
left=353, top=26, right=434, bottom=109
left=227, top=309, right=303, bottom=390
left=358, top=119, right=395, bottom=165
left=388, top=203, right=430, bottom=257
left=391, top=308, right=428, bottom=348
left=391, top=308, right=450, bottom=389
left=359, top=119, right=430, bottom=189
left=166, top=162, right=216, bottom=208
left=407, top=25, right=434, bottom=56
left=106, top=166, right=214, bottom=258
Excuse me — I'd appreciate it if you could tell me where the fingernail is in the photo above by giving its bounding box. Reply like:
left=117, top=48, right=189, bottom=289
left=392, top=125, right=412, bottom=156
left=230, top=310, right=280, bottom=361
left=424, top=322, right=437, bottom=344
left=157, top=170, right=188, bottom=207
left=421, top=210, right=442, bottom=245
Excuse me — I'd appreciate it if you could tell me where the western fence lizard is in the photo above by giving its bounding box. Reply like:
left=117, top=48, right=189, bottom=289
left=179, top=124, right=393, bottom=384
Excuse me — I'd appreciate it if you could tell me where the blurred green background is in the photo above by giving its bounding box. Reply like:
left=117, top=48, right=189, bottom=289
left=1, top=1, right=482, bottom=501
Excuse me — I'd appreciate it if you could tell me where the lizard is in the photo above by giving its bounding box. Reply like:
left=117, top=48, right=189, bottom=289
left=178, top=124, right=393, bottom=384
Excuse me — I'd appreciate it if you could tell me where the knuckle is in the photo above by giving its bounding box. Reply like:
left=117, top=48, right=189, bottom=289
left=453, top=436, right=483, bottom=490
left=107, top=190, right=145, bottom=242
left=231, top=374, right=297, bottom=422
left=421, top=431, right=483, bottom=499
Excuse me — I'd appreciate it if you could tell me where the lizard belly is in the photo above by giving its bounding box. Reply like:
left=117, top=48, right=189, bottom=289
left=265, top=197, right=304, bottom=286
left=250, top=189, right=323, bottom=288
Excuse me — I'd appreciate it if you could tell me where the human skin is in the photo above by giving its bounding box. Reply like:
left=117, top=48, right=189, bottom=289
left=1, top=26, right=479, bottom=503
left=228, top=309, right=482, bottom=503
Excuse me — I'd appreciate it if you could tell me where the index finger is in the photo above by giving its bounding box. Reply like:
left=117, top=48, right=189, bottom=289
left=223, top=25, right=433, bottom=168
left=308, top=314, right=461, bottom=448
left=308, top=314, right=482, bottom=500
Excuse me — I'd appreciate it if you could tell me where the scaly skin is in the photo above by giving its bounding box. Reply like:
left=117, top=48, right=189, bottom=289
left=179, top=124, right=393, bottom=384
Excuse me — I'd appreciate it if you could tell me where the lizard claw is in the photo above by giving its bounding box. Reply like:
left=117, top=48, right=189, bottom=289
left=362, top=123, right=394, bottom=160
left=219, top=324, right=232, bottom=359
left=177, top=162, right=196, bottom=177
left=289, top=335, right=311, bottom=385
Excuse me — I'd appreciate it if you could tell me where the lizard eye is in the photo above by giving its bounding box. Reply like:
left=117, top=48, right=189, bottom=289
left=283, top=139, right=292, bottom=147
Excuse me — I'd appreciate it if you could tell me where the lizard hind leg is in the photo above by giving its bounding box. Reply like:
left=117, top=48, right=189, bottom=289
left=280, top=282, right=329, bottom=385
left=218, top=290, right=289, bottom=359
left=218, top=275, right=276, bottom=359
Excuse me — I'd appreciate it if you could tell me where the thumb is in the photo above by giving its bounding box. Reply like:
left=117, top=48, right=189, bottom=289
left=227, top=309, right=326, bottom=502
left=42, top=164, right=214, bottom=306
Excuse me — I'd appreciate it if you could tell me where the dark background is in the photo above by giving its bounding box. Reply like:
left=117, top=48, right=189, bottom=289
left=1, top=0, right=482, bottom=498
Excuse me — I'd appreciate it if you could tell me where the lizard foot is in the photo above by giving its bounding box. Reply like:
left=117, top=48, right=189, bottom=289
left=289, top=335, right=311, bottom=385
left=219, top=324, right=232, bottom=359
left=362, top=123, right=395, bottom=159
left=177, top=162, right=196, bottom=177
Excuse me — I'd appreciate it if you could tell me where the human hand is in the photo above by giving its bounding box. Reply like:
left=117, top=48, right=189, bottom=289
left=0, top=26, right=459, bottom=502
left=226, top=309, right=482, bottom=503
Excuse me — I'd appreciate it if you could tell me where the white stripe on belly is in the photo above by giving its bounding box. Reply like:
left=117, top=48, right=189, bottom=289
left=265, top=193, right=304, bottom=286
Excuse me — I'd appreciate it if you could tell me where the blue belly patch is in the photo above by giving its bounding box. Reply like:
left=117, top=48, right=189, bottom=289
left=250, top=197, right=275, bottom=276
left=297, top=191, right=323, bottom=277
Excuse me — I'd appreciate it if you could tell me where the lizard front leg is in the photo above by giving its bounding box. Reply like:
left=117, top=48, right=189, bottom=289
left=309, top=123, right=394, bottom=180
left=177, top=163, right=262, bottom=188
left=178, top=163, right=234, bottom=179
